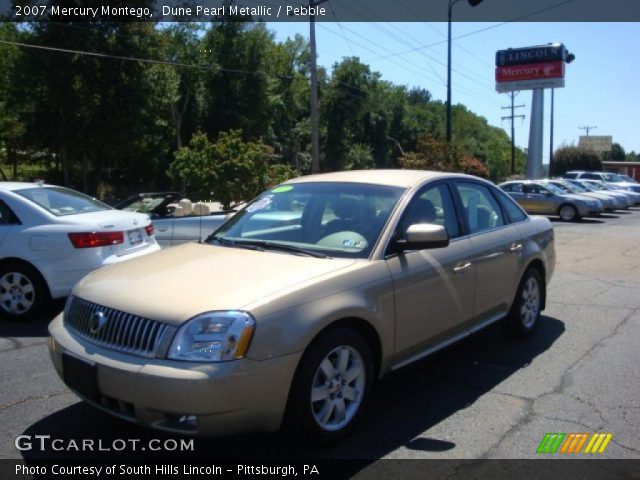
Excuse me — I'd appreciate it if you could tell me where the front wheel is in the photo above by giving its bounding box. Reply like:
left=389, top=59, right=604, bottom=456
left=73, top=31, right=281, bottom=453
left=284, top=328, right=373, bottom=443
left=0, top=263, right=49, bottom=321
left=558, top=203, right=579, bottom=222
left=504, top=268, right=544, bottom=336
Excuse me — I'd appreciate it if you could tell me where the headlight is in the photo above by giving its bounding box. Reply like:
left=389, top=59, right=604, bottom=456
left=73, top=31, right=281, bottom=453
left=167, top=311, right=255, bottom=362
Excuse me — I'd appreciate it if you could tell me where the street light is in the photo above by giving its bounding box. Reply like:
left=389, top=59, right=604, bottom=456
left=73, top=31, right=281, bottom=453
left=446, top=0, right=483, bottom=143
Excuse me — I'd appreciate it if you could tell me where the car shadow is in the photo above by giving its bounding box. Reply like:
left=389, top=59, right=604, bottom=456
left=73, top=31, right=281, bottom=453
left=0, top=299, right=64, bottom=338
left=20, top=316, right=565, bottom=466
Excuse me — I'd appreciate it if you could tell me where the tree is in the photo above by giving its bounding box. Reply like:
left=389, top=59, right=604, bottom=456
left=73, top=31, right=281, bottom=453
left=603, top=143, right=626, bottom=161
left=551, top=147, right=602, bottom=176
left=168, top=130, right=297, bottom=208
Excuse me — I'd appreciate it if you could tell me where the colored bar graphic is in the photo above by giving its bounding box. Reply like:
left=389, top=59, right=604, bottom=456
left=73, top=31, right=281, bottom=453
left=537, top=433, right=566, bottom=453
left=537, top=433, right=613, bottom=454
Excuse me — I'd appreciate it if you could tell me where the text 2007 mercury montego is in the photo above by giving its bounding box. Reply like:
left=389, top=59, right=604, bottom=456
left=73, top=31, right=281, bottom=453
left=49, top=170, right=555, bottom=443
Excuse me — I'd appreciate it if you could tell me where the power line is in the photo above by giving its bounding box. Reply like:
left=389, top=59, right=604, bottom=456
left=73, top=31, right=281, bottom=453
left=370, top=0, right=576, bottom=61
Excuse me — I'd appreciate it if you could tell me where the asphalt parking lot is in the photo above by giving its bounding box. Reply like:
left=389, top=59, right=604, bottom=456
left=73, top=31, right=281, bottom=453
left=1, top=209, right=639, bottom=466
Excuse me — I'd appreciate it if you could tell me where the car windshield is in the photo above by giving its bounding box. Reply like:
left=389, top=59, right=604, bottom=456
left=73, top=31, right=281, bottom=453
left=15, top=186, right=111, bottom=216
left=540, top=183, right=565, bottom=195
left=210, top=182, right=405, bottom=259
left=562, top=182, right=586, bottom=193
left=602, top=173, right=619, bottom=182
left=549, top=182, right=572, bottom=193
left=618, top=174, right=636, bottom=183
left=121, top=196, right=167, bottom=214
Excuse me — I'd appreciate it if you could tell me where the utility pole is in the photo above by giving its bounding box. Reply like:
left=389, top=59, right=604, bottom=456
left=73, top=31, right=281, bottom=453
left=549, top=88, right=555, bottom=176
left=309, top=0, right=328, bottom=174
left=579, top=125, right=597, bottom=136
left=501, top=91, right=525, bottom=175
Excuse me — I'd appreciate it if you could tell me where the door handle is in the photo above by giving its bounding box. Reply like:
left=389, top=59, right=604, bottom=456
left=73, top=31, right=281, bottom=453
left=453, top=261, right=472, bottom=273
left=509, top=243, right=523, bottom=252
left=156, top=226, right=169, bottom=232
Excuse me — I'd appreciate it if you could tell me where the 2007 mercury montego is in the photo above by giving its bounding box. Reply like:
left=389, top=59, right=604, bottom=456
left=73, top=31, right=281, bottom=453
left=49, top=170, right=555, bottom=442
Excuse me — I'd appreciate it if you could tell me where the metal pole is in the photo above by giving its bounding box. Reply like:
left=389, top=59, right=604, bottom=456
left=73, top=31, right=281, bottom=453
left=549, top=88, right=555, bottom=176
left=309, top=8, right=320, bottom=173
left=526, top=88, right=545, bottom=179
left=510, top=92, right=516, bottom=174
left=446, top=0, right=454, bottom=143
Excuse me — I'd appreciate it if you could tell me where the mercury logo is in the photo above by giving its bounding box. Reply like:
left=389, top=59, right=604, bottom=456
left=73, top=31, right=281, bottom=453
left=89, top=311, right=107, bottom=335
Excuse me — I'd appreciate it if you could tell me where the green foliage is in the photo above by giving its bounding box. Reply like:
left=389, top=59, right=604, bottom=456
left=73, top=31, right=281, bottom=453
left=603, top=143, right=626, bottom=161
left=169, top=130, right=297, bottom=209
left=551, top=147, right=603, bottom=176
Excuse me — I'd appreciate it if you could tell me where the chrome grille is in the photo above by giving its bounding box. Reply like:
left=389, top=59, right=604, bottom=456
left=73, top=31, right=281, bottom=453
left=64, top=297, right=171, bottom=358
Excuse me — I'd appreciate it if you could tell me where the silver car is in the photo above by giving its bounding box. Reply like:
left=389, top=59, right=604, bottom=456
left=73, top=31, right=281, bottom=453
left=49, top=170, right=555, bottom=442
left=499, top=180, right=603, bottom=221
left=545, top=180, right=617, bottom=211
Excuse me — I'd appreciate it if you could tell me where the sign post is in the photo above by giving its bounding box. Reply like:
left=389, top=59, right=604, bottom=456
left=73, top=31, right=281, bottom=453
left=495, top=44, right=572, bottom=179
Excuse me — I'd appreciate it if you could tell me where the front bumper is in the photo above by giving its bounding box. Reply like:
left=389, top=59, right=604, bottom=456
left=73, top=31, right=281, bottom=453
left=48, top=314, right=301, bottom=436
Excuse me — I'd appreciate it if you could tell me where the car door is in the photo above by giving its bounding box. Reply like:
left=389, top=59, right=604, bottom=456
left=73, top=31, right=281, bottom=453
left=454, top=181, right=524, bottom=321
left=523, top=183, right=555, bottom=214
left=151, top=217, right=174, bottom=247
left=385, top=182, right=475, bottom=360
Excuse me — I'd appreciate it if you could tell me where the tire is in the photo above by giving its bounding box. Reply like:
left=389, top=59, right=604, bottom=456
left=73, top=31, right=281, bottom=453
left=284, top=328, right=374, bottom=444
left=558, top=203, right=579, bottom=222
left=504, top=268, right=544, bottom=337
left=0, top=262, right=50, bottom=321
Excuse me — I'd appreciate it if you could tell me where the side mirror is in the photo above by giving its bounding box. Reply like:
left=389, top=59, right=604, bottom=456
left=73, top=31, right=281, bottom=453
left=396, top=224, right=449, bottom=251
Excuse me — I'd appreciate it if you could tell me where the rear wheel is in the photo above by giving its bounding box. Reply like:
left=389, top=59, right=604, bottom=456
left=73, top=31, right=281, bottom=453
left=504, top=268, right=544, bottom=336
left=0, top=263, right=49, bottom=321
left=558, top=203, right=579, bottom=222
left=284, top=328, right=373, bottom=443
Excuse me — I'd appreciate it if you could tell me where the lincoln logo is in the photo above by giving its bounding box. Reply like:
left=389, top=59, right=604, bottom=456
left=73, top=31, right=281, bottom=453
left=89, top=311, right=107, bottom=334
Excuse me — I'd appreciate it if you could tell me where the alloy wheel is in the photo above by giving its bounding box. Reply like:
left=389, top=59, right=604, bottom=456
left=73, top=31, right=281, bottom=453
left=0, top=272, right=36, bottom=315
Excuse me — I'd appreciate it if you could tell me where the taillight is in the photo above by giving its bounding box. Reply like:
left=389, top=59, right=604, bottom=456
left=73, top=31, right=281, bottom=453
left=68, top=231, right=124, bottom=248
left=145, top=223, right=154, bottom=236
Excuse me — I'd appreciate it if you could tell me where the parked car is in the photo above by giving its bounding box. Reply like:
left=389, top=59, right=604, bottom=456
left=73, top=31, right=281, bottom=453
left=579, top=179, right=640, bottom=206
left=116, top=192, right=229, bottom=247
left=564, top=179, right=632, bottom=209
left=544, top=179, right=618, bottom=211
left=563, top=171, right=640, bottom=193
left=49, top=170, right=555, bottom=442
left=499, top=180, right=603, bottom=221
left=0, top=182, right=160, bottom=320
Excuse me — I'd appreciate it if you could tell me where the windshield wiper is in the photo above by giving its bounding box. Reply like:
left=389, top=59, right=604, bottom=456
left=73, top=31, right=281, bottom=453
left=233, top=240, right=329, bottom=258
left=209, top=235, right=264, bottom=251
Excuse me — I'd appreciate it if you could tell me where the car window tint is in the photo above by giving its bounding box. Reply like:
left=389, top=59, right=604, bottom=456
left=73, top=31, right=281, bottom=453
left=582, top=173, right=599, bottom=180
left=456, top=182, right=505, bottom=234
left=400, top=183, right=460, bottom=238
left=495, top=189, right=527, bottom=223
left=0, top=199, right=15, bottom=225
left=504, top=183, right=523, bottom=193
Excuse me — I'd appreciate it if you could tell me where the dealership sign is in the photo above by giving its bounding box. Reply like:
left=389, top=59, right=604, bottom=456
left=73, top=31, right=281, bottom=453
left=495, top=44, right=568, bottom=92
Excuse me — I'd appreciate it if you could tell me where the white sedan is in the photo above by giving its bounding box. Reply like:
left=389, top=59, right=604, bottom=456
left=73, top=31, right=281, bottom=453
left=0, top=182, right=160, bottom=320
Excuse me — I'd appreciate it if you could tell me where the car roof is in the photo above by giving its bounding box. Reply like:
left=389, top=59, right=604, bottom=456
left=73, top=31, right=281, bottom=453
left=285, top=170, right=479, bottom=188
left=0, top=181, right=53, bottom=192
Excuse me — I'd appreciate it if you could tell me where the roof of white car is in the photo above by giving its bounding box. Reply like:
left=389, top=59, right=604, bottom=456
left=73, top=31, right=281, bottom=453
left=285, top=169, right=477, bottom=188
left=0, top=181, right=51, bottom=192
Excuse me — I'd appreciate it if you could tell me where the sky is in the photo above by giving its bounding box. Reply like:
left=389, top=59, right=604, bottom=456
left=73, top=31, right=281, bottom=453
left=267, top=21, right=640, bottom=162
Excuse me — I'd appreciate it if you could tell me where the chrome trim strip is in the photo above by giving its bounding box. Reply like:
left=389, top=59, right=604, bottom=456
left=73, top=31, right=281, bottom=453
left=390, top=312, right=505, bottom=371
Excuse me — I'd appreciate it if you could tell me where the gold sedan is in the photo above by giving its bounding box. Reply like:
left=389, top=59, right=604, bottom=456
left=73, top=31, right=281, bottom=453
left=48, top=170, right=555, bottom=442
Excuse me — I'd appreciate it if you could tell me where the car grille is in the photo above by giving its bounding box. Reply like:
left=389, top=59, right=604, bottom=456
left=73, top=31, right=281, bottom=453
left=64, top=296, right=171, bottom=358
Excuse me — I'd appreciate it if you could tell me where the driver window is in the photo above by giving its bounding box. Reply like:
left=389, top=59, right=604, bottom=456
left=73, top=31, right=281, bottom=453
left=399, top=184, right=460, bottom=239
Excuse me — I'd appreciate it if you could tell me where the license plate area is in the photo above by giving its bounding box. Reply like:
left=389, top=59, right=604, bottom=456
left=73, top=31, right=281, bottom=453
left=127, top=228, right=143, bottom=245
left=63, top=354, right=99, bottom=401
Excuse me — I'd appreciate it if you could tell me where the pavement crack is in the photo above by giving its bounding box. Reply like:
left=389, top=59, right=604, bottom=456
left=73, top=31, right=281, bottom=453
left=0, top=390, right=68, bottom=413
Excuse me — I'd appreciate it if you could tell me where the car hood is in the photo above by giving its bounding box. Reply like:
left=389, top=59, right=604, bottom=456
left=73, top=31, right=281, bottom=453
left=72, top=242, right=357, bottom=325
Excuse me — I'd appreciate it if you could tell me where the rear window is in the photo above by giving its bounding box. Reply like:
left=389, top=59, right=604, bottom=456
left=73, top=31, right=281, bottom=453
left=15, top=187, right=110, bottom=216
